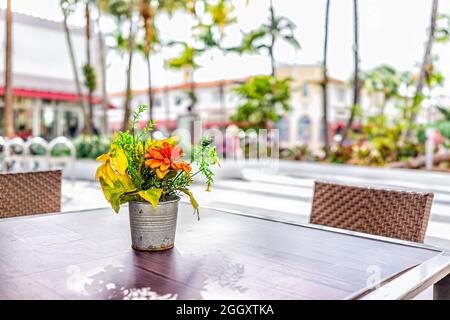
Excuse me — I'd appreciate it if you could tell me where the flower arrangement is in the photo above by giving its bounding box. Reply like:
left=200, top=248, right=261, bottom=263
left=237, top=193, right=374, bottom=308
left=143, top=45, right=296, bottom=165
left=95, top=105, right=219, bottom=219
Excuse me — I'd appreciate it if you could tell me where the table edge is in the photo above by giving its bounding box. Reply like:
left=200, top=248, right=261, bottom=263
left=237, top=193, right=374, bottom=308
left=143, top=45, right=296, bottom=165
left=356, top=251, right=450, bottom=300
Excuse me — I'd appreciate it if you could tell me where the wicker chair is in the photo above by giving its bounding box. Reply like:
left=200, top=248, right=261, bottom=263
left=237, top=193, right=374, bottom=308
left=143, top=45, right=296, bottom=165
left=310, top=181, right=434, bottom=243
left=0, top=170, right=62, bottom=218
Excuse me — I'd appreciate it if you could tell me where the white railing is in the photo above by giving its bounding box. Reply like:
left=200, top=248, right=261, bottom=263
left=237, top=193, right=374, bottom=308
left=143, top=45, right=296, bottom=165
left=0, top=136, right=76, bottom=181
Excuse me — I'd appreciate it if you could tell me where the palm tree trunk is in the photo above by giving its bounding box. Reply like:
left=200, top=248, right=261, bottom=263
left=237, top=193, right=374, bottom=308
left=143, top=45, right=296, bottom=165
left=406, top=0, right=438, bottom=138
left=268, top=0, right=276, bottom=77
left=62, top=8, right=88, bottom=135
left=219, top=81, right=226, bottom=123
left=146, top=54, right=154, bottom=123
left=163, top=86, right=171, bottom=134
left=321, top=0, right=331, bottom=156
left=3, top=0, right=14, bottom=138
left=85, top=2, right=93, bottom=134
left=187, top=68, right=196, bottom=114
left=342, top=0, right=360, bottom=143
left=140, top=0, right=154, bottom=123
left=122, top=3, right=136, bottom=132
left=96, top=4, right=109, bottom=135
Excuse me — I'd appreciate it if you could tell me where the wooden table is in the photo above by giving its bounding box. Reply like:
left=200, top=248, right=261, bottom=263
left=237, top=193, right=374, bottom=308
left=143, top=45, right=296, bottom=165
left=1, top=203, right=449, bottom=300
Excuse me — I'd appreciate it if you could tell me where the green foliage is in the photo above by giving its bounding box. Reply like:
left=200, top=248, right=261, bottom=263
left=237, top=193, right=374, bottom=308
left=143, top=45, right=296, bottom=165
left=158, top=0, right=187, bottom=16
left=328, top=114, right=425, bottom=166
left=166, top=42, right=199, bottom=70
left=75, top=135, right=111, bottom=159
left=280, top=145, right=317, bottom=161
left=230, top=75, right=292, bottom=129
left=361, top=65, right=402, bottom=106
left=204, top=0, right=236, bottom=31
left=82, top=64, right=97, bottom=92
left=437, top=106, right=450, bottom=121
left=191, top=136, right=220, bottom=191
left=60, top=0, right=79, bottom=16
left=103, top=0, right=131, bottom=20
left=50, top=144, right=73, bottom=157
left=229, top=14, right=300, bottom=54
left=435, top=106, right=450, bottom=140
left=436, top=14, right=450, bottom=43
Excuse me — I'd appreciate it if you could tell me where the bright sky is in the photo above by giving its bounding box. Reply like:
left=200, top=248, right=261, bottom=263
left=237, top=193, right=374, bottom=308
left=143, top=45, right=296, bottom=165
left=1, top=0, right=450, bottom=95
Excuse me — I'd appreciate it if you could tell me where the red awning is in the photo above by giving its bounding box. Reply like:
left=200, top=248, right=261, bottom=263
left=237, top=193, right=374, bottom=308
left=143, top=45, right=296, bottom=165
left=204, top=121, right=232, bottom=128
left=331, top=122, right=362, bottom=130
left=0, top=87, right=115, bottom=109
left=137, top=119, right=177, bottom=129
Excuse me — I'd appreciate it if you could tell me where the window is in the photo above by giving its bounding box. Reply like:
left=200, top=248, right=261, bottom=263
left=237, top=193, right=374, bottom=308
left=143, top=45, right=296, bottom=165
left=212, top=89, right=221, bottom=102
left=302, top=83, right=309, bottom=97
left=175, top=96, right=182, bottom=106
left=297, top=116, right=311, bottom=143
left=276, top=117, right=290, bottom=143
left=154, top=97, right=161, bottom=107
left=336, top=87, right=345, bottom=102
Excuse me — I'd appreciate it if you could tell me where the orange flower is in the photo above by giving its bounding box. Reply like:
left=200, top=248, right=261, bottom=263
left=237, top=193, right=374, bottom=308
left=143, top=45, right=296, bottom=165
left=144, top=142, right=191, bottom=179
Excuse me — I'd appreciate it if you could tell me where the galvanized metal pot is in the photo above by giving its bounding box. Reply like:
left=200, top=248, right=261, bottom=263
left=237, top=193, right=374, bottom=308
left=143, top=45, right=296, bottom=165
left=128, top=196, right=180, bottom=251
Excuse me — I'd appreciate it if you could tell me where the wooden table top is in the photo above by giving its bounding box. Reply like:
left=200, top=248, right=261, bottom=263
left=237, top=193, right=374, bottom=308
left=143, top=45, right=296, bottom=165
left=0, top=203, right=443, bottom=300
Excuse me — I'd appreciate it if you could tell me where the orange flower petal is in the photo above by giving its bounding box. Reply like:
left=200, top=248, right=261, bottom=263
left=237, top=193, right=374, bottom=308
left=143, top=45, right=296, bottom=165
left=146, top=148, right=165, bottom=160
left=145, top=159, right=163, bottom=169
left=172, top=160, right=191, bottom=175
left=160, top=163, right=170, bottom=172
left=171, top=146, right=183, bottom=161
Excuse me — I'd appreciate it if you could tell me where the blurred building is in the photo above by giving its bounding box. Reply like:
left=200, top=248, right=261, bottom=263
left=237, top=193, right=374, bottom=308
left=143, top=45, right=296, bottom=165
left=276, top=65, right=351, bottom=151
left=110, top=65, right=353, bottom=152
left=0, top=10, right=105, bottom=140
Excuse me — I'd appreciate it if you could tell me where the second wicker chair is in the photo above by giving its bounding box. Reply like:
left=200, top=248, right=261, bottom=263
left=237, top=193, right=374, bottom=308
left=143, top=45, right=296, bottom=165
left=0, top=170, right=62, bottom=218
left=310, top=181, right=434, bottom=243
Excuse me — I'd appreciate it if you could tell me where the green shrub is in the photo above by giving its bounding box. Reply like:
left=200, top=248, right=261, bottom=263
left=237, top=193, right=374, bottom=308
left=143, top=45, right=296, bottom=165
left=74, top=135, right=112, bottom=159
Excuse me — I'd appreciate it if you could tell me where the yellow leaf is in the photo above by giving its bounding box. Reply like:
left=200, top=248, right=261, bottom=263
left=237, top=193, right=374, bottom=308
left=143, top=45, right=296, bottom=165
left=155, top=169, right=169, bottom=179
left=110, top=146, right=128, bottom=175
left=112, top=131, right=120, bottom=142
left=116, top=172, right=135, bottom=191
left=96, top=152, right=109, bottom=163
left=179, top=187, right=200, bottom=220
left=136, top=141, right=143, bottom=156
left=145, top=136, right=178, bottom=150
left=138, top=189, right=163, bottom=209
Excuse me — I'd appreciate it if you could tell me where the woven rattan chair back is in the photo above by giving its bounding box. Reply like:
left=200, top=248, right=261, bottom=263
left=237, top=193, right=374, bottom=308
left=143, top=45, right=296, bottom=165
left=310, top=181, right=433, bottom=243
left=0, top=170, right=62, bottom=218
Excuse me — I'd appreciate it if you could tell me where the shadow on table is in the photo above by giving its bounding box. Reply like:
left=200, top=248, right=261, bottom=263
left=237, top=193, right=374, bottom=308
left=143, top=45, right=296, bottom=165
left=82, top=248, right=247, bottom=299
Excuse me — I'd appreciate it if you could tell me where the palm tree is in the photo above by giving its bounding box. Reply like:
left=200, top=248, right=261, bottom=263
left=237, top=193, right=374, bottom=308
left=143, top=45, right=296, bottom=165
left=342, top=0, right=360, bottom=142
left=83, top=0, right=97, bottom=134
left=166, top=43, right=199, bottom=114
left=406, top=0, right=439, bottom=137
left=96, top=0, right=109, bottom=134
left=361, top=65, right=401, bottom=115
left=139, top=0, right=157, bottom=123
left=321, top=0, right=331, bottom=156
left=230, top=0, right=300, bottom=76
left=105, top=0, right=137, bottom=131
left=3, top=0, right=14, bottom=138
left=268, top=0, right=276, bottom=76
left=60, top=0, right=89, bottom=135
left=122, top=0, right=138, bottom=131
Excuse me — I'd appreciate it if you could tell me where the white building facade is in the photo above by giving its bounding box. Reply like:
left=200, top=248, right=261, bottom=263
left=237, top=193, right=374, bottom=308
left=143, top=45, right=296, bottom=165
left=110, top=65, right=353, bottom=153
left=0, top=10, right=104, bottom=140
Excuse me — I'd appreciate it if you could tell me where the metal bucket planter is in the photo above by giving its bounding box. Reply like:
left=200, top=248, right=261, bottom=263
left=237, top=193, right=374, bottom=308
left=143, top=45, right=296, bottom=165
left=128, top=196, right=180, bottom=251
